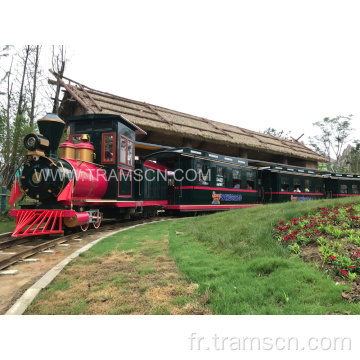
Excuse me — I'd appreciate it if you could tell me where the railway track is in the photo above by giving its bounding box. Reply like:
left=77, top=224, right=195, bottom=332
left=0, top=233, right=74, bottom=271
left=0, top=216, right=172, bottom=272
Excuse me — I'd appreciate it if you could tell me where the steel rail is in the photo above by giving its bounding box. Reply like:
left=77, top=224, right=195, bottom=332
left=0, top=237, right=33, bottom=250
left=0, top=234, right=75, bottom=271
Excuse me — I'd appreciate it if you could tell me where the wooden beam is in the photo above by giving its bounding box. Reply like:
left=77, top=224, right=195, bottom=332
left=49, top=69, right=93, bottom=114
left=79, top=84, right=103, bottom=112
left=197, top=141, right=206, bottom=149
left=182, top=137, right=192, bottom=147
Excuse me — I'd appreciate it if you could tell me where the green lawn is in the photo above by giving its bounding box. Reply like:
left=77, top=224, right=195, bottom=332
left=169, top=197, right=360, bottom=314
left=0, top=219, right=15, bottom=233
left=26, top=197, right=360, bottom=314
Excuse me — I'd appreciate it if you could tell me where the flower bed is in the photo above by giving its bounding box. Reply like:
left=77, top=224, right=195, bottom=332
left=274, top=203, right=360, bottom=281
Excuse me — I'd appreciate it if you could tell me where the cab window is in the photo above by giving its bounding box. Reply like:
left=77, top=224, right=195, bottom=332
left=119, top=135, right=134, bottom=167
left=102, top=132, right=115, bottom=164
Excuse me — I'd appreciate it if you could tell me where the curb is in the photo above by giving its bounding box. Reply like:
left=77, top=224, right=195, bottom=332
left=5, top=219, right=172, bottom=315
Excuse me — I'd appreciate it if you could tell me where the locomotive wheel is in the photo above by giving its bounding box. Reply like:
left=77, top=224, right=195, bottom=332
left=93, top=219, right=101, bottom=229
left=80, top=223, right=89, bottom=231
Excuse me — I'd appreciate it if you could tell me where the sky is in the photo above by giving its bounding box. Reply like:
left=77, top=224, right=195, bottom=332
left=5, top=0, right=360, bottom=150
left=3, top=0, right=360, bottom=352
left=54, top=0, right=360, bottom=150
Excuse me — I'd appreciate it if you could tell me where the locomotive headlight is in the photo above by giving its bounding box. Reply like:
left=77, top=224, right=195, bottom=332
left=27, top=136, right=36, bottom=148
left=24, top=133, right=39, bottom=150
left=24, top=133, right=50, bottom=152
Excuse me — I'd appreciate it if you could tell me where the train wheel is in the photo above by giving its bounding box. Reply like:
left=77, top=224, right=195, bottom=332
left=80, top=223, right=89, bottom=231
left=93, top=219, right=101, bottom=229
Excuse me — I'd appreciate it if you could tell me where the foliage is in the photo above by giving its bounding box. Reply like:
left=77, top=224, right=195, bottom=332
left=274, top=203, right=360, bottom=281
left=262, top=127, right=291, bottom=139
left=340, top=141, right=360, bottom=174
left=309, top=115, right=354, bottom=170
left=0, top=45, right=69, bottom=193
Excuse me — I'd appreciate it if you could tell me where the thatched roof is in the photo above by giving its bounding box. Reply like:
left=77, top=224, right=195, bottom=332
left=55, top=74, right=326, bottom=163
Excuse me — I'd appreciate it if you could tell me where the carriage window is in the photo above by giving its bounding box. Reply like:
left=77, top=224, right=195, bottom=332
left=196, top=162, right=210, bottom=185
left=245, top=171, right=255, bottom=190
left=304, top=179, right=311, bottom=192
left=281, top=176, right=289, bottom=192
left=315, top=180, right=322, bottom=193
left=352, top=184, right=359, bottom=194
left=246, top=181, right=254, bottom=190
left=232, top=169, right=241, bottom=189
left=216, top=166, right=226, bottom=187
left=102, top=132, right=115, bottom=164
left=340, top=183, right=348, bottom=194
left=294, top=184, right=301, bottom=192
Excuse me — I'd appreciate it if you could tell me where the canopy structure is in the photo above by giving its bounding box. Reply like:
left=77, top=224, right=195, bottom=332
left=52, top=73, right=326, bottom=168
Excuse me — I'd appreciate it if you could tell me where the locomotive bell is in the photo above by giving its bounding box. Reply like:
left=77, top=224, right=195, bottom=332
left=37, top=113, right=66, bottom=158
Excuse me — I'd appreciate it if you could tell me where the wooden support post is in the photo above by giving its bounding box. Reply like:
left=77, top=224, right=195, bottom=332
left=182, top=137, right=192, bottom=148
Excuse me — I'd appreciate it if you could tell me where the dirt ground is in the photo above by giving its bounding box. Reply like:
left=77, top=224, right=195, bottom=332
left=25, top=225, right=212, bottom=315
left=0, top=218, right=170, bottom=314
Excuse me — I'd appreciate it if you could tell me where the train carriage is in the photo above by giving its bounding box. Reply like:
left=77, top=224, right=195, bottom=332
left=325, top=173, right=360, bottom=198
left=256, top=165, right=328, bottom=203
left=145, top=147, right=262, bottom=212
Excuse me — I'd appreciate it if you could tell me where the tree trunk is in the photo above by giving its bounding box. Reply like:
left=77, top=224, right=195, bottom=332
left=30, top=45, right=40, bottom=127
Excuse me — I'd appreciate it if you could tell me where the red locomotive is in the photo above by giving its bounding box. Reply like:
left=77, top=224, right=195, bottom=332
left=10, top=113, right=167, bottom=237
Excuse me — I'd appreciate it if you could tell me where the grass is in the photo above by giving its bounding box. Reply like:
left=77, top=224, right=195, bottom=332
left=169, top=197, right=360, bottom=314
left=0, top=216, right=15, bottom=233
left=25, top=221, right=212, bottom=315
left=26, top=197, right=360, bottom=315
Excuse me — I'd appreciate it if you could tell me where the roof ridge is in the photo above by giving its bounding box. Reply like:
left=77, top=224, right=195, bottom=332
left=59, top=77, right=327, bottom=162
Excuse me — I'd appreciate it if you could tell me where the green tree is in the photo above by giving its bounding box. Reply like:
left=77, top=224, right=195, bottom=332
left=342, top=141, right=360, bottom=174
left=262, top=127, right=291, bottom=139
left=309, top=115, right=353, bottom=171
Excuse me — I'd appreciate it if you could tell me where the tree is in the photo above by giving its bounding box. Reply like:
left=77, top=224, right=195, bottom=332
left=28, top=46, right=41, bottom=127
left=51, top=45, right=67, bottom=114
left=341, top=141, right=360, bottom=174
left=0, top=45, right=11, bottom=95
left=262, top=127, right=291, bottom=139
left=0, top=46, right=38, bottom=192
left=309, top=115, right=353, bottom=171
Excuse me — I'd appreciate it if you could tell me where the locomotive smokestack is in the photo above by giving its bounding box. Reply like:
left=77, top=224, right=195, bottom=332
left=37, top=113, right=66, bottom=157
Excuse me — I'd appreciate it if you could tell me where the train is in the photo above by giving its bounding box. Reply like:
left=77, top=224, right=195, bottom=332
left=9, top=113, right=360, bottom=237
